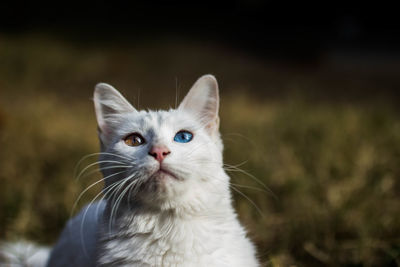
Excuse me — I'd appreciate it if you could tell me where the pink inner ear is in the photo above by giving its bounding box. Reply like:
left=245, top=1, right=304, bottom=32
left=205, top=116, right=220, bottom=136
left=98, top=121, right=110, bottom=135
left=178, top=75, right=219, bottom=129
left=96, top=109, right=118, bottom=142
left=94, top=82, right=137, bottom=131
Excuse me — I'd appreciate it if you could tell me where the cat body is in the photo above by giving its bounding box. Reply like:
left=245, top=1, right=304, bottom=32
left=97, top=198, right=256, bottom=266
left=46, top=201, right=105, bottom=267
left=45, top=75, right=259, bottom=267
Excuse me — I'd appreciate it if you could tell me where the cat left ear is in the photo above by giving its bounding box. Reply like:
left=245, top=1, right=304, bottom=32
left=179, top=75, right=220, bottom=135
left=93, top=83, right=137, bottom=136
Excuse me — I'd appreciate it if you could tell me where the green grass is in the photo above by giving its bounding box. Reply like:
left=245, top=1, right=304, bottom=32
left=0, top=34, right=399, bottom=266
left=222, top=97, right=400, bottom=266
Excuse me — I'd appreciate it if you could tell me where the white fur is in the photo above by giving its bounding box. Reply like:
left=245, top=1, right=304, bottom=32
left=1, top=75, right=259, bottom=267
left=0, top=241, right=50, bottom=267
left=98, top=208, right=257, bottom=266
left=93, top=75, right=259, bottom=266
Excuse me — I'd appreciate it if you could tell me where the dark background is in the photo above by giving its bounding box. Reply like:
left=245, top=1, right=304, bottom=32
left=2, top=2, right=399, bottom=59
left=2, top=1, right=400, bottom=101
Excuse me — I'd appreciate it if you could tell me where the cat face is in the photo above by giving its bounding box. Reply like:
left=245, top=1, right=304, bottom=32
left=93, top=75, right=229, bottom=211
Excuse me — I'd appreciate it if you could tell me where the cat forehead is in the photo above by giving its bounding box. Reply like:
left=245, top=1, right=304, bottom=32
left=121, top=109, right=196, bottom=132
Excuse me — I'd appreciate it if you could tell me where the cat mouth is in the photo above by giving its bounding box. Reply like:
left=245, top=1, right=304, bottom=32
left=152, top=167, right=180, bottom=181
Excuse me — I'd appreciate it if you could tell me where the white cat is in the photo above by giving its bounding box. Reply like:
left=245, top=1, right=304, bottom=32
left=2, top=75, right=259, bottom=267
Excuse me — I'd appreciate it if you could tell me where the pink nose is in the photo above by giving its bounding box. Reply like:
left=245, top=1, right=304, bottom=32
left=148, top=145, right=171, bottom=162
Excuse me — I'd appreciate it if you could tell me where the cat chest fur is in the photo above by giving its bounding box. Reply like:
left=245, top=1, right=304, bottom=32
left=97, top=211, right=256, bottom=267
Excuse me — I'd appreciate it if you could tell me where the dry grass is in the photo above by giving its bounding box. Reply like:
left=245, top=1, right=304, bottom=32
left=0, top=34, right=399, bottom=266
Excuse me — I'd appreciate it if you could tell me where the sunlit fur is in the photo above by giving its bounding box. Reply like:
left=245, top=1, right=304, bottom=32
left=46, top=75, right=259, bottom=267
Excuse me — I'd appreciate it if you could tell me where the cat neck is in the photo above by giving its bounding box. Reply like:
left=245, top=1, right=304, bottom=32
left=103, top=189, right=234, bottom=225
left=97, top=197, right=245, bottom=267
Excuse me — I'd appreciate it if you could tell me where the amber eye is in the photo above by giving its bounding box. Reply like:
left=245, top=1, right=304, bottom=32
left=124, top=133, right=145, bottom=146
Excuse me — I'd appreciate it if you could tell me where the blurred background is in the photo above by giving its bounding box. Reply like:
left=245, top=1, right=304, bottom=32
left=1, top=1, right=400, bottom=266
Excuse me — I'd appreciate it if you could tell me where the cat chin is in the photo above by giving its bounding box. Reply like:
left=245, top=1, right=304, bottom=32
left=132, top=174, right=196, bottom=210
left=150, top=168, right=180, bottom=181
left=138, top=172, right=182, bottom=198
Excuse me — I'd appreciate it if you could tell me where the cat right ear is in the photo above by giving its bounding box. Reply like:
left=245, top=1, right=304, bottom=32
left=178, top=75, right=220, bottom=136
left=93, top=83, right=137, bottom=137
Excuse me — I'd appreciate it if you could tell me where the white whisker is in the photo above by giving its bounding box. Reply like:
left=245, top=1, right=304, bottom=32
left=71, top=170, right=129, bottom=217
left=78, top=165, right=132, bottom=180
left=230, top=185, right=264, bottom=217
left=75, top=160, right=129, bottom=181
left=74, top=152, right=134, bottom=177
left=108, top=172, right=140, bottom=231
left=79, top=178, right=127, bottom=258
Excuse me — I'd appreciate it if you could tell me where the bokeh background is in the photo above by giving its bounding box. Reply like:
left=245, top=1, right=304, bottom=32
left=1, top=2, right=400, bottom=266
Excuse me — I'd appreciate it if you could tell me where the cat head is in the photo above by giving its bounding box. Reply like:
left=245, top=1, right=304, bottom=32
left=93, top=75, right=230, bottom=212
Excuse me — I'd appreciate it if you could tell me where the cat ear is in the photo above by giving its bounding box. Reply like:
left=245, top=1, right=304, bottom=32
left=179, top=75, right=220, bottom=135
left=93, top=83, right=137, bottom=136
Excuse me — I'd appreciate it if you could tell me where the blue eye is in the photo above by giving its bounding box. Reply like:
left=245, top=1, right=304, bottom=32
left=174, top=130, right=193, bottom=143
